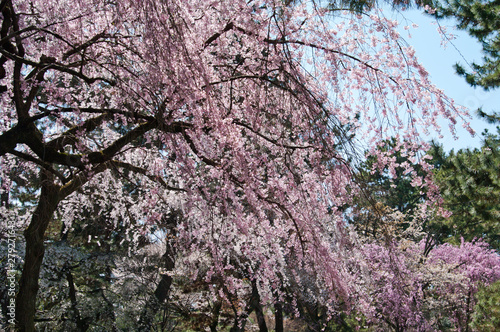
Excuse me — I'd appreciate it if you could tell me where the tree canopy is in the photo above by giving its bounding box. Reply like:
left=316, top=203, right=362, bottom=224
left=429, top=127, right=500, bottom=248
left=0, top=0, right=498, bottom=331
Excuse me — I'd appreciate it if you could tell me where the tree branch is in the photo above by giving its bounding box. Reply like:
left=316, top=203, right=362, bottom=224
left=0, top=48, right=115, bottom=85
left=110, top=160, right=186, bottom=192
left=9, top=150, right=68, bottom=184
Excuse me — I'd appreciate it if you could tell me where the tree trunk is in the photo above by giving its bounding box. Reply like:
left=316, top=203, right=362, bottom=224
left=274, top=301, right=283, bottom=332
left=209, top=300, right=222, bottom=332
left=16, top=172, right=60, bottom=332
left=230, top=316, right=248, bottom=332
left=66, top=267, right=89, bottom=332
left=229, top=279, right=269, bottom=332
left=250, top=280, right=268, bottom=332
left=136, top=238, right=176, bottom=331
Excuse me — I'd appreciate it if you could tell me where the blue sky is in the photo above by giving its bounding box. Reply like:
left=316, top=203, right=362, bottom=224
left=388, top=7, right=500, bottom=151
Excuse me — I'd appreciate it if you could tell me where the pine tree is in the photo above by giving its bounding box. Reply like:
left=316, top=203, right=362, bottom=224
left=471, top=280, right=500, bottom=331
left=429, top=127, right=500, bottom=249
left=427, top=0, right=500, bottom=90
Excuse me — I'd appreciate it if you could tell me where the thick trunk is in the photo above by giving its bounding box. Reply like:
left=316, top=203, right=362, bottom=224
left=15, top=172, right=60, bottom=332
left=230, top=280, right=268, bottom=332
left=136, top=239, right=176, bottom=331
left=250, top=280, right=268, bottom=332
left=209, top=300, right=222, bottom=332
left=274, top=301, right=283, bottom=332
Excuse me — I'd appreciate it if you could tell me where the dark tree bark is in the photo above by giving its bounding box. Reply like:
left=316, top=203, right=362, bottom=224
left=229, top=279, right=268, bottom=332
left=66, top=267, right=89, bottom=332
left=250, top=280, right=268, bottom=332
left=209, top=299, right=222, bottom=332
left=230, top=316, right=248, bottom=332
left=136, top=273, right=174, bottom=331
left=274, top=301, right=284, bottom=332
left=14, top=163, right=113, bottom=331
left=136, top=212, right=179, bottom=331
left=15, top=171, right=60, bottom=332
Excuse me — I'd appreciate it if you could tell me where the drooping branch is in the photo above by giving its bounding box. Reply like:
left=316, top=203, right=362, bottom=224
left=233, top=119, right=313, bottom=150
left=0, top=48, right=116, bottom=85
left=62, top=31, right=110, bottom=60
left=136, top=211, right=179, bottom=331
left=59, top=161, right=116, bottom=199
left=38, top=106, right=156, bottom=121
left=203, top=21, right=393, bottom=82
left=181, top=130, right=221, bottom=168
left=9, top=150, right=68, bottom=183
left=1, top=118, right=180, bottom=167
left=204, top=22, right=236, bottom=48
left=109, top=160, right=186, bottom=192
left=46, top=113, right=111, bottom=151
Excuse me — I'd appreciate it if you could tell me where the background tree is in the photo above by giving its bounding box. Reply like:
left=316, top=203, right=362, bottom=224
left=428, top=127, right=500, bottom=249
left=470, top=280, right=500, bottom=331
left=358, top=238, right=500, bottom=331
left=425, top=0, right=500, bottom=90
